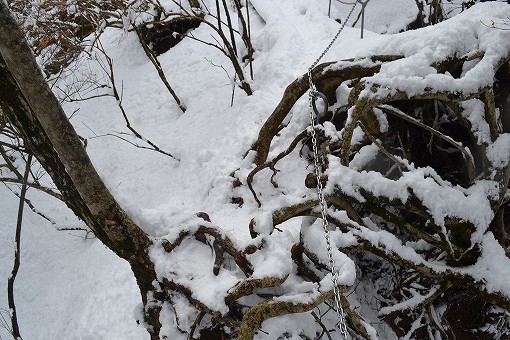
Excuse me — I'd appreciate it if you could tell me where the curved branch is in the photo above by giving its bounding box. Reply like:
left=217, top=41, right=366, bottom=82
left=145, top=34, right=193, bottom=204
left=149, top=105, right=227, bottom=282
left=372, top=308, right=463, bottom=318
left=253, top=58, right=391, bottom=165
left=237, top=287, right=332, bottom=340
left=225, top=275, right=288, bottom=305
left=248, top=194, right=362, bottom=238
left=195, top=225, right=254, bottom=276
left=247, top=130, right=307, bottom=207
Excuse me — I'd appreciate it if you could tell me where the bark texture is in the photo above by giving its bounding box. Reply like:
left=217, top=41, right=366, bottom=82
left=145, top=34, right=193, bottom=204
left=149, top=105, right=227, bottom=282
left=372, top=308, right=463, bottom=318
left=0, top=4, right=161, bottom=338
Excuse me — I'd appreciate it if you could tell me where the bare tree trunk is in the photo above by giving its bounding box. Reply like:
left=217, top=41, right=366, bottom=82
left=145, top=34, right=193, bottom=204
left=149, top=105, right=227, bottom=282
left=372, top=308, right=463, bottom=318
left=0, top=4, right=161, bottom=338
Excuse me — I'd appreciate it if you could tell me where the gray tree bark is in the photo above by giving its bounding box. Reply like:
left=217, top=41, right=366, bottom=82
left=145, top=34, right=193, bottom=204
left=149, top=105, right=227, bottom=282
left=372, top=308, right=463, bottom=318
left=0, top=4, right=162, bottom=338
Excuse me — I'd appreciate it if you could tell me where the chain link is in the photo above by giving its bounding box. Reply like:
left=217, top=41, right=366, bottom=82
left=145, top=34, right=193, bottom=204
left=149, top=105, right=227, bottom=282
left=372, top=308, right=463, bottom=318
left=308, top=92, right=349, bottom=338
left=307, top=1, right=360, bottom=338
left=307, top=1, right=359, bottom=87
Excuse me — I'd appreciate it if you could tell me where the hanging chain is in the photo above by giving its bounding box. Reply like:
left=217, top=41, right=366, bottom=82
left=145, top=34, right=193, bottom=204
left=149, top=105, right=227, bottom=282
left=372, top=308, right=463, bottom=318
left=307, top=2, right=358, bottom=82
left=307, top=2, right=359, bottom=338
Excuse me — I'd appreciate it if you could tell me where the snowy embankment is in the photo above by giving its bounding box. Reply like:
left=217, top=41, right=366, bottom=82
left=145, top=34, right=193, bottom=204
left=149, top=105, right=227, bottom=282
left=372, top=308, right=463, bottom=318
left=1, top=0, right=510, bottom=339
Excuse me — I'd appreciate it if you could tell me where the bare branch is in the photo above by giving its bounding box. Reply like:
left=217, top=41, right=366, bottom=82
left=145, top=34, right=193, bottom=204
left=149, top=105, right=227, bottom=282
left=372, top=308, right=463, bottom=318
left=94, top=40, right=180, bottom=161
left=7, top=154, right=31, bottom=339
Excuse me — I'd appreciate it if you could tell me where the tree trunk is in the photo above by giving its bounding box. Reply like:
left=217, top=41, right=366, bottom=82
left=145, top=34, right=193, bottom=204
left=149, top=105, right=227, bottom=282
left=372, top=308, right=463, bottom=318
left=0, top=4, right=161, bottom=338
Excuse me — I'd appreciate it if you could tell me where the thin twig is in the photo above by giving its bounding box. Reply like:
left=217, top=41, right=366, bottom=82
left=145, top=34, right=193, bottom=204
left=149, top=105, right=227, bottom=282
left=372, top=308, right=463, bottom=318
left=221, top=0, right=238, bottom=55
left=3, top=184, right=57, bottom=223
left=311, top=311, right=333, bottom=340
left=0, top=178, right=64, bottom=201
left=215, top=0, right=222, bottom=35
left=233, top=0, right=254, bottom=80
left=88, top=131, right=179, bottom=159
left=94, top=40, right=180, bottom=161
left=245, top=0, right=253, bottom=79
left=358, top=121, right=410, bottom=172
left=188, top=311, right=206, bottom=340
left=0, top=144, right=22, bottom=179
left=171, top=0, right=253, bottom=95
left=56, top=227, right=95, bottom=240
left=0, top=308, right=12, bottom=334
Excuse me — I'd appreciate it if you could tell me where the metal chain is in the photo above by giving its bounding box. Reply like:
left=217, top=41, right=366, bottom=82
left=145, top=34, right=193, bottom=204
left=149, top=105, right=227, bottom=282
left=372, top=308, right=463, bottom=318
left=307, top=1, right=359, bottom=86
left=307, top=1, right=360, bottom=338
left=307, top=96, right=349, bottom=338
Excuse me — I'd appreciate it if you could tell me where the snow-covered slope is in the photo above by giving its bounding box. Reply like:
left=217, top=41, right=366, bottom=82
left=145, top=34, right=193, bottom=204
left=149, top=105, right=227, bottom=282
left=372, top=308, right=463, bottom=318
left=1, top=1, right=509, bottom=339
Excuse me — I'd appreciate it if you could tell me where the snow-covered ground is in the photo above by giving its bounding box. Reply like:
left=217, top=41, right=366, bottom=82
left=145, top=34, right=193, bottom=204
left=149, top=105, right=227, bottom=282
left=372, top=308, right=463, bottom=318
left=1, top=0, right=509, bottom=339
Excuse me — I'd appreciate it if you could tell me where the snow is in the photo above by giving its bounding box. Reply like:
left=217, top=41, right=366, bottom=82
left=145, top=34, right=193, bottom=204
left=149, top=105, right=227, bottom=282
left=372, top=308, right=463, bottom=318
left=462, top=99, right=492, bottom=144
left=1, top=1, right=510, bottom=339
left=151, top=236, right=242, bottom=314
left=302, top=219, right=356, bottom=286
left=334, top=3, right=510, bottom=102
left=249, top=233, right=294, bottom=279
left=487, top=133, right=510, bottom=168
left=379, top=286, right=439, bottom=316
left=327, top=157, right=498, bottom=238
left=459, top=233, right=510, bottom=297
left=0, top=189, right=148, bottom=339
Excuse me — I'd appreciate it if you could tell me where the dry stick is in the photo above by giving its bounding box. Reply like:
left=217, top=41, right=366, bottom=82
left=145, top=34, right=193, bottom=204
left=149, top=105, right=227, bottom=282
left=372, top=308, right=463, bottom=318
left=0, top=177, right=64, bottom=201
left=218, top=0, right=255, bottom=95
left=245, top=0, right=253, bottom=80
left=215, top=0, right=222, bottom=34
left=133, top=26, right=186, bottom=113
left=57, top=91, right=111, bottom=103
left=200, top=20, right=251, bottom=96
left=311, top=310, right=334, bottom=340
left=181, top=32, right=224, bottom=52
left=56, top=227, right=95, bottom=241
left=0, top=140, right=27, bottom=154
left=231, top=73, right=237, bottom=106
left=95, top=41, right=179, bottom=161
left=221, top=0, right=238, bottom=56
left=0, top=144, right=22, bottom=180
left=188, top=311, right=206, bottom=340
left=3, top=183, right=58, bottom=223
left=204, top=55, right=237, bottom=104
left=188, top=0, right=201, bottom=8
left=351, top=5, right=363, bottom=27
left=1, top=141, right=64, bottom=202
left=0, top=308, right=11, bottom=334
left=233, top=0, right=254, bottom=80
left=0, top=128, right=19, bottom=140
left=358, top=121, right=410, bottom=172
left=7, top=153, right=32, bottom=340
left=22, top=198, right=55, bottom=224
